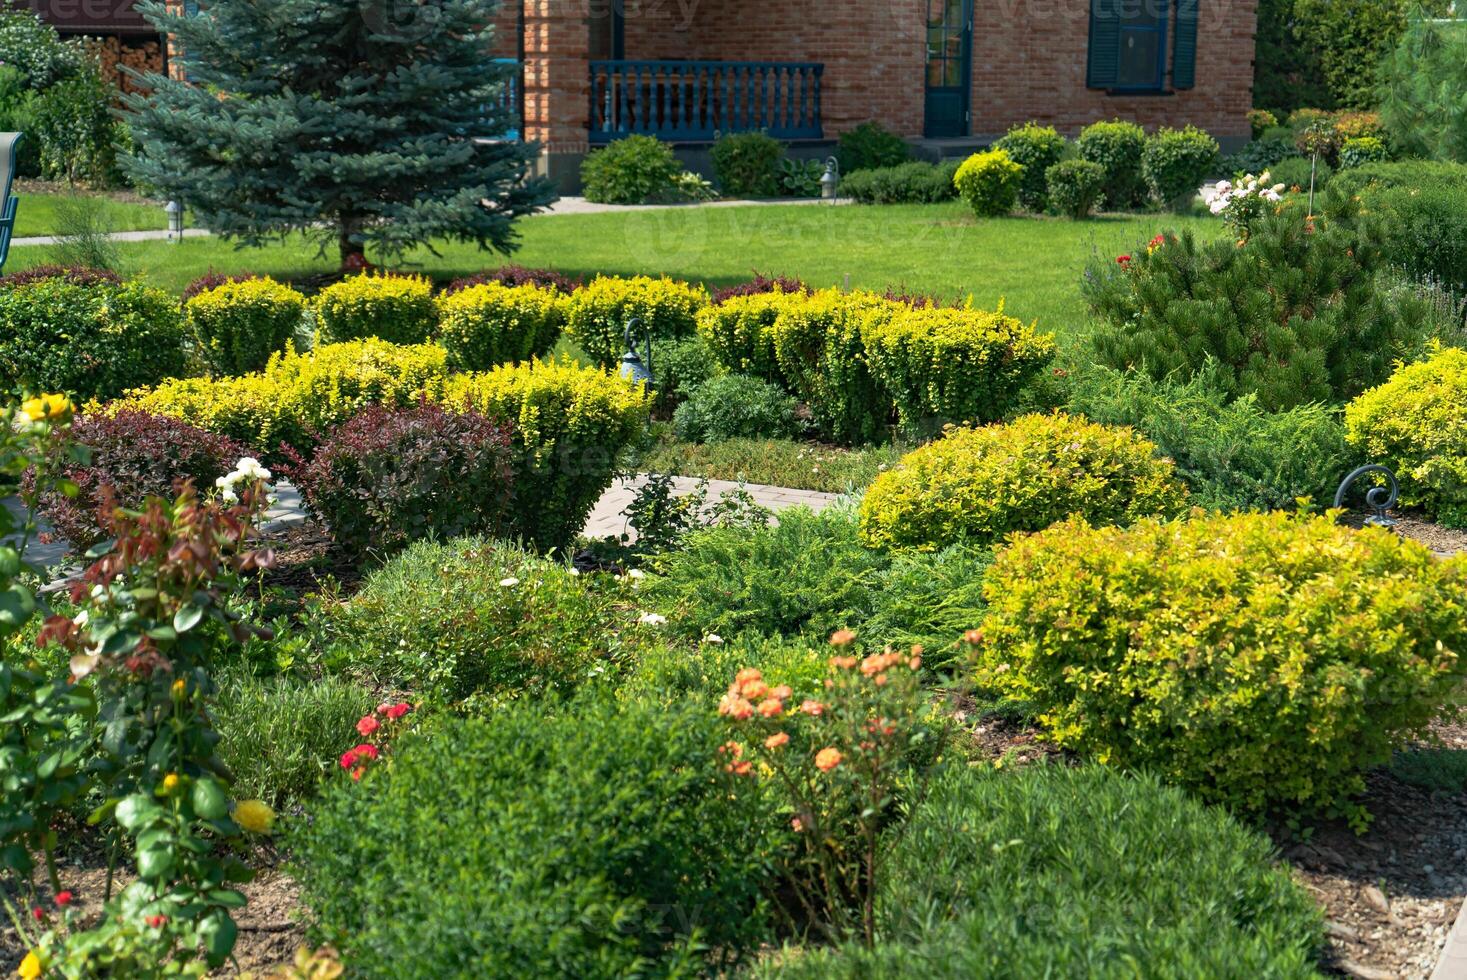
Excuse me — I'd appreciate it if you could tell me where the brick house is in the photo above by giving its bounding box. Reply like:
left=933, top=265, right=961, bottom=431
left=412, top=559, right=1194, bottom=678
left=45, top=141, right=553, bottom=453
left=501, top=0, right=1258, bottom=189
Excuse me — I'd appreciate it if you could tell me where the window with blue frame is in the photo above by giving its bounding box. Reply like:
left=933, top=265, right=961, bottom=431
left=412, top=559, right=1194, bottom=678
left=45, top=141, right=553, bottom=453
left=1086, top=0, right=1198, bottom=93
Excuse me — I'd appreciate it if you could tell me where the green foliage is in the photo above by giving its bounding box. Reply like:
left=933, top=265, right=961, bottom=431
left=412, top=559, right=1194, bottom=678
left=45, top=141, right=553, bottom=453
left=185, top=276, right=306, bottom=376
left=212, top=671, right=375, bottom=807
left=616, top=636, right=828, bottom=703
left=1269, top=155, right=1331, bottom=192
left=763, top=765, right=1324, bottom=979
left=116, top=339, right=450, bottom=457
left=314, top=537, right=612, bottom=705
left=1076, top=120, right=1145, bottom=210
left=770, top=289, right=896, bottom=445
left=1296, top=0, right=1441, bottom=110
left=440, top=359, right=653, bottom=550
left=1330, top=158, right=1467, bottom=198
left=564, top=274, right=707, bottom=368
left=291, top=696, right=780, bottom=977
left=1067, top=366, right=1354, bottom=512
left=836, top=121, right=910, bottom=173
left=0, top=277, right=186, bottom=402
left=858, top=414, right=1187, bottom=551
left=710, top=131, right=785, bottom=197
left=1249, top=108, right=1280, bottom=138
left=0, top=68, right=40, bottom=178
left=1346, top=344, right=1467, bottom=526
left=1141, top=126, right=1219, bottom=210
left=654, top=334, right=722, bottom=403
left=0, top=9, right=82, bottom=89
left=1252, top=0, right=1332, bottom=113
left=1368, top=183, right=1467, bottom=293
left=31, top=58, right=116, bottom=185
left=672, top=373, right=799, bottom=443
left=636, top=433, right=901, bottom=495
left=1222, top=137, right=1297, bottom=177
left=435, top=280, right=565, bottom=371
left=1086, top=195, right=1431, bottom=410
left=993, top=123, right=1068, bottom=212
left=696, top=290, right=789, bottom=383
left=43, top=193, right=123, bottom=272
left=1380, top=14, right=1467, bottom=162
left=1391, top=749, right=1467, bottom=793
left=580, top=134, right=684, bottom=205
left=862, top=306, right=1057, bottom=436
left=123, top=0, right=551, bottom=263
left=1044, top=159, right=1106, bottom=219
left=839, top=161, right=960, bottom=204
left=314, top=272, right=438, bottom=345
left=953, top=149, right=1022, bottom=217
left=978, top=511, right=1467, bottom=820
left=777, top=157, right=825, bottom=197
left=1340, top=135, right=1389, bottom=168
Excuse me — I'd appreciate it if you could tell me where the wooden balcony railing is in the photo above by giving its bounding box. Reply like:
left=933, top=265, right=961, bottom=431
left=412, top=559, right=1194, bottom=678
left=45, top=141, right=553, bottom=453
left=590, top=60, right=824, bottom=143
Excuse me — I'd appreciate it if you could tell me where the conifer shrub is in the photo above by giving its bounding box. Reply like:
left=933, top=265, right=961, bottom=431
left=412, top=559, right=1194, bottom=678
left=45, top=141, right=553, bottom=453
left=858, top=413, right=1187, bottom=551
left=836, top=121, right=910, bottom=173
left=315, top=272, right=438, bottom=345
left=1077, top=119, right=1147, bottom=210
left=993, top=122, right=1068, bottom=212
left=1086, top=193, right=1432, bottom=410
left=435, top=280, right=565, bottom=371
left=185, top=276, right=307, bottom=376
left=1345, top=344, right=1467, bottom=527
left=564, top=274, right=707, bottom=368
left=976, top=512, right=1467, bottom=821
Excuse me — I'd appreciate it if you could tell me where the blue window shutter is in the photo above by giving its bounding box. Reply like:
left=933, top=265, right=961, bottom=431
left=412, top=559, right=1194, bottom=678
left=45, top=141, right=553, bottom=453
left=1172, top=0, right=1199, bottom=89
left=1087, top=0, right=1121, bottom=89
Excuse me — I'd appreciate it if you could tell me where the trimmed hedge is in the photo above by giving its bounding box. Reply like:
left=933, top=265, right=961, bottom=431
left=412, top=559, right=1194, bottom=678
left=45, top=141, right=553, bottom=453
left=185, top=276, right=306, bottom=376
left=564, top=275, right=707, bottom=368
left=1077, top=119, right=1146, bottom=209
left=435, top=280, right=565, bottom=372
left=695, top=290, right=790, bottom=384
left=1045, top=159, right=1106, bottom=219
left=840, top=161, right=960, bottom=204
left=315, top=272, right=439, bottom=345
left=977, top=511, right=1467, bottom=820
left=1141, top=125, right=1219, bottom=209
left=993, top=122, right=1068, bottom=212
left=858, top=413, right=1188, bottom=550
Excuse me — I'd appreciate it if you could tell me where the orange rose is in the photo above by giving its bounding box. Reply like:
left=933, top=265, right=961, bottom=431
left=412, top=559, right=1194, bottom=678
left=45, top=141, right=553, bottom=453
left=800, top=700, right=825, bottom=717
left=815, top=747, right=843, bottom=772
left=764, top=732, right=789, bottom=749
left=830, top=629, right=856, bottom=647
left=758, top=698, right=784, bottom=718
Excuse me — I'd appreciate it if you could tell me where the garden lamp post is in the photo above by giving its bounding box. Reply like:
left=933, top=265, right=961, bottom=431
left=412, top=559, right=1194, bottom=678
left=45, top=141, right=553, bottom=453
left=821, top=157, right=840, bottom=203
left=619, top=317, right=654, bottom=388
left=165, top=200, right=184, bottom=243
left=1333, top=464, right=1399, bottom=528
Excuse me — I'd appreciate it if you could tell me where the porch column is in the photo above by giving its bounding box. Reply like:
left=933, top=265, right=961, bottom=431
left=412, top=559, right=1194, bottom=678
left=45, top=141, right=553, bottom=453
left=522, top=0, right=591, bottom=191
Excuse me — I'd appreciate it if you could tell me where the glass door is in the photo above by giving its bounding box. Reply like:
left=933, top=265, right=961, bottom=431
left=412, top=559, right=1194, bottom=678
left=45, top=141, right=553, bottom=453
left=924, top=0, right=971, bottom=138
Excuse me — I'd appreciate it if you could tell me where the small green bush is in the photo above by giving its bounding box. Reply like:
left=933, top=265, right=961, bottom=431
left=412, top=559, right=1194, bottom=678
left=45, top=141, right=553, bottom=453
left=672, top=374, right=799, bottom=443
left=1045, top=159, right=1106, bottom=219
left=1248, top=108, right=1279, bottom=138
left=316, top=537, right=612, bottom=704
left=1369, top=184, right=1467, bottom=294
left=213, top=671, right=375, bottom=808
left=580, top=134, right=683, bottom=205
left=292, top=697, right=780, bottom=977
left=696, top=290, right=790, bottom=383
left=564, top=274, right=707, bottom=368
left=185, top=276, right=306, bottom=376
left=1331, top=159, right=1467, bottom=198
left=841, top=161, right=960, bottom=205
left=1339, top=135, right=1389, bottom=168
left=1221, top=136, right=1297, bottom=177
left=435, top=280, right=564, bottom=371
left=858, top=413, right=1187, bottom=551
left=836, top=121, right=910, bottom=173
left=1270, top=155, right=1331, bottom=192
left=0, top=277, right=185, bottom=402
left=1068, top=365, right=1354, bottom=512
left=978, top=511, right=1467, bottom=819
left=993, top=122, right=1068, bottom=212
left=654, top=334, right=721, bottom=406
left=862, top=306, right=1057, bottom=435
left=763, top=765, right=1323, bottom=978
left=315, top=272, right=438, bottom=345
left=1077, top=119, right=1146, bottom=210
left=1346, top=344, right=1467, bottom=527
left=710, top=131, right=785, bottom=197
left=617, top=636, right=828, bottom=703
left=953, top=149, right=1022, bottom=217
left=1141, top=125, right=1219, bottom=210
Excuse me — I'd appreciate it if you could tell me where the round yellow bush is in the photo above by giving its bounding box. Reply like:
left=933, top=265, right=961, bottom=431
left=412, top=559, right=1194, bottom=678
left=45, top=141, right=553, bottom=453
left=315, top=272, right=438, bottom=345
left=185, top=276, right=306, bottom=376
left=1345, top=343, right=1467, bottom=527
left=858, top=412, right=1187, bottom=550
left=977, top=511, right=1467, bottom=822
left=436, top=281, right=565, bottom=371
left=953, top=149, right=1022, bottom=217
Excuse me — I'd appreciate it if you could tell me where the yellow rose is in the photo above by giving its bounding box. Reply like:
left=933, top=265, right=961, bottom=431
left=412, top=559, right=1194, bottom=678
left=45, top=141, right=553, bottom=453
left=19, top=950, right=42, bottom=980
left=234, top=799, right=276, bottom=835
left=19, top=394, right=72, bottom=423
left=162, top=773, right=179, bottom=793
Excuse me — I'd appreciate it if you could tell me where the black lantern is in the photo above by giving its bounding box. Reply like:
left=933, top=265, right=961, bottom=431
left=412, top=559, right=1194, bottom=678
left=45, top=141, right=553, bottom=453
left=619, top=317, right=653, bottom=388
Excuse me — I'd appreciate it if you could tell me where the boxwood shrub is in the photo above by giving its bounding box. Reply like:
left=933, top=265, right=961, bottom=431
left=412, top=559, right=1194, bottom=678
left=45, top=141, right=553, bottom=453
left=1076, top=119, right=1146, bottom=209
left=435, top=280, right=565, bottom=372
left=1345, top=344, right=1467, bottom=527
left=185, top=275, right=306, bottom=376
left=1045, top=159, right=1106, bottom=219
left=762, top=765, right=1323, bottom=978
left=858, top=413, right=1188, bottom=551
left=953, top=149, right=1021, bottom=217
left=977, top=512, right=1467, bottom=820
left=291, top=696, right=780, bottom=977
left=580, top=133, right=684, bottom=204
left=993, top=122, right=1068, bottom=212
left=564, top=274, right=707, bottom=368
left=1141, top=125, right=1219, bottom=209
left=315, top=272, right=438, bottom=345
left=710, top=130, right=785, bottom=197
left=0, top=277, right=186, bottom=402
left=840, top=161, right=960, bottom=204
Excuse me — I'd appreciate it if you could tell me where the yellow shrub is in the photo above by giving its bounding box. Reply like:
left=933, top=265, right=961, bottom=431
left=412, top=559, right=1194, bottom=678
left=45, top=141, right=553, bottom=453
left=185, top=276, right=307, bottom=376
left=438, top=358, right=652, bottom=548
left=564, top=275, right=706, bottom=367
left=1345, top=343, right=1467, bottom=527
left=858, top=412, right=1188, bottom=550
left=696, top=290, right=796, bottom=383
left=436, top=281, right=565, bottom=371
left=978, top=511, right=1467, bottom=822
left=315, top=272, right=438, bottom=345
left=953, top=149, right=1022, bottom=217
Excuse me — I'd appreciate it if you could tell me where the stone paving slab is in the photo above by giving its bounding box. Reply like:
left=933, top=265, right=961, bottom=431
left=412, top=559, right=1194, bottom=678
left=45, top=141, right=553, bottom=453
left=1435, top=898, right=1467, bottom=980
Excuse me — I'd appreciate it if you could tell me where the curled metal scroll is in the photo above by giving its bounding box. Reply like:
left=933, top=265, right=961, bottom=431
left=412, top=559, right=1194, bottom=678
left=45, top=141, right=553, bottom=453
left=1333, top=464, right=1399, bottom=528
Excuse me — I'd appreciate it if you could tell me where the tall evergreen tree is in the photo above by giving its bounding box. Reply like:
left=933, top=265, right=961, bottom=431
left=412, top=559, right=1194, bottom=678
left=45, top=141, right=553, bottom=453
left=123, top=0, right=552, bottom=266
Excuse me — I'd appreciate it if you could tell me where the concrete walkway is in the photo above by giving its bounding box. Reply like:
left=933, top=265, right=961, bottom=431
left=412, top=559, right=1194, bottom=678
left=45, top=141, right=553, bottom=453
left=3, top=475, right=842, bottom=572
left=11, top=228, right=212, bottom=248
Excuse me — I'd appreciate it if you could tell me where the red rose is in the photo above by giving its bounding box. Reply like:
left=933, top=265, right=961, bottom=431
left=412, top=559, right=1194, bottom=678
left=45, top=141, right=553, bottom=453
left=384, top=702, right=411, bottom=720
left=32, top=906, right=44, bottom=921
left=352, top=743, right=380, bottom=761
left=356, top=715, right=380, bottom=737
left=55, top=891, right=74, bottom=907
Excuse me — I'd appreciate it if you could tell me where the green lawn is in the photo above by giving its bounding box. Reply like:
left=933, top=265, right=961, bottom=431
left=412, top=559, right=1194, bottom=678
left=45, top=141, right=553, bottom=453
left=5, top=201, right=1221, bottom=340
left=13, top=191, right=167, bottom=238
